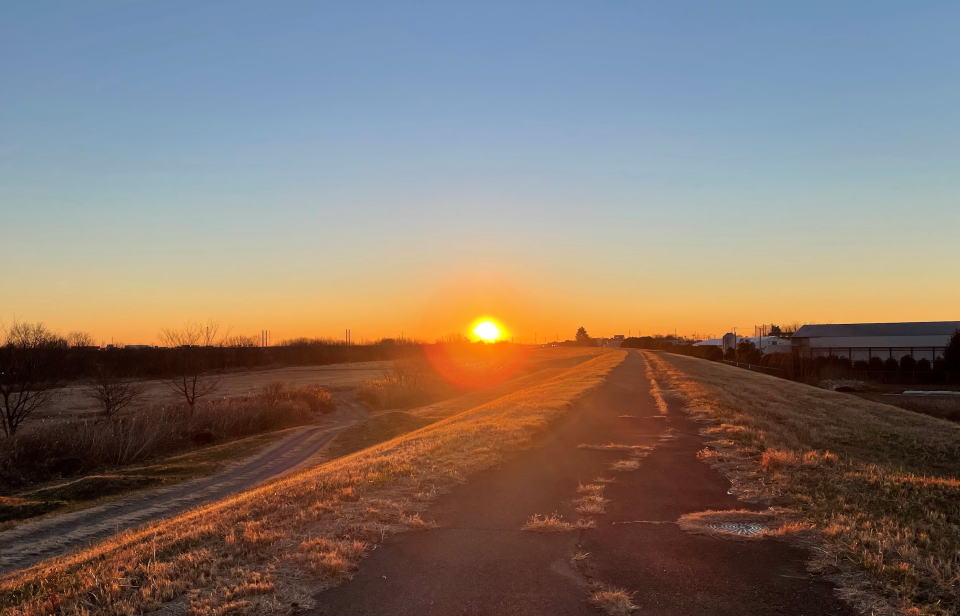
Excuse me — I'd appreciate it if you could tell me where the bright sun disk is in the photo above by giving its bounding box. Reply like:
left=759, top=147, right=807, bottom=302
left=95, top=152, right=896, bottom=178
left=472, top=320, right=502, bottom=342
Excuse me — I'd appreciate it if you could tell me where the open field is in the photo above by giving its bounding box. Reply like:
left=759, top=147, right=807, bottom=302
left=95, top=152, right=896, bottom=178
left=32, top=361, right=391, bottom=422
left=0, top=350, right=625, bottom=615
left=645, top=351, right=960, bottom=616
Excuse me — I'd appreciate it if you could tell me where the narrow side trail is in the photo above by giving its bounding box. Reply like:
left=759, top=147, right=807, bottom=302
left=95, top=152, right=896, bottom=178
left=309, top=351, right=855, bottom=616
left=0, top=397, right=367, bottom=574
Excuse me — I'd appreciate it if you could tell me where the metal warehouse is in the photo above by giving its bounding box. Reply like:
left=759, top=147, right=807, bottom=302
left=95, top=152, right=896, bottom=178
left=791, top=321, right=960, bottom=362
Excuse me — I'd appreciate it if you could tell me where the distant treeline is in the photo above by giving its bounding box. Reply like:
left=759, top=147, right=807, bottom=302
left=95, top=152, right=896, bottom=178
left=620, top=336, right=724, bottom=360
left=44, top=341, right=420, bottom=382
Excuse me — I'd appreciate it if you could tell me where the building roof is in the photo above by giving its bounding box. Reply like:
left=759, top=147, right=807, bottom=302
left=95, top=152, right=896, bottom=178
left=793, top=322, right=960, bottom=338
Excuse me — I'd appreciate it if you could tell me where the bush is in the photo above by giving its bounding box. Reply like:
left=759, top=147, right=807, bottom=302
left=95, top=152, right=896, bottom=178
left=357, top=357, right=454, bottom=410
left=258, top=382, right=334, bottom=414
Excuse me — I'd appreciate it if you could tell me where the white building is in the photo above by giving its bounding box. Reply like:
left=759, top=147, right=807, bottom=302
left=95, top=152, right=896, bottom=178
left=694, top=334, right=791, bottom=354
left=791, top=321, right=960, bottom=362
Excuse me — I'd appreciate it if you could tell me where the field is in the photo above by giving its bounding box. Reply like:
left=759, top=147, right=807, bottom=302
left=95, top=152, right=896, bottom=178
left=0, top=350, right=624, bottom=615
left=33, top=361, right=391, bottom=423
left=645, top=351, right=960, bottom=616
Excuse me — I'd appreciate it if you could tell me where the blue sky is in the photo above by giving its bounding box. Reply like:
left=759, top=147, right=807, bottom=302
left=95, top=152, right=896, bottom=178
left=3, top=1, right=959, bottom=342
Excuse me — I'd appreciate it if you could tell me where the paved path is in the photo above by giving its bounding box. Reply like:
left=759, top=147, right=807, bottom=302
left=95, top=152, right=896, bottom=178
left=310, top=351, right=855, bottom=616
left=0, top=403, right=363, bottom=574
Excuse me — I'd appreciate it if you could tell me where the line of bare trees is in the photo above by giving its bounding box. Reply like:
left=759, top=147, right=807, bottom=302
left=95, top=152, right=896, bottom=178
left=1, top=321, right=226, bottom=436
left=1, top=319, right=422, bottom=437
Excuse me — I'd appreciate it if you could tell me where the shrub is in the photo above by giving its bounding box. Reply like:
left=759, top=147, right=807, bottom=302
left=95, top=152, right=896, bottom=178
left=0, top=385, right=332, bottom=491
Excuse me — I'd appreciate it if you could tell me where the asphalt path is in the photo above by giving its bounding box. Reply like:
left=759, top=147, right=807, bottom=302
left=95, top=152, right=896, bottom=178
left=310, top=351, right=855, bottom=616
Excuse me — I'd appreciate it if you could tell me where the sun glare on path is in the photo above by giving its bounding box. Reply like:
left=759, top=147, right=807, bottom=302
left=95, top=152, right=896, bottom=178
left=471, top=319, right=503, bottom=343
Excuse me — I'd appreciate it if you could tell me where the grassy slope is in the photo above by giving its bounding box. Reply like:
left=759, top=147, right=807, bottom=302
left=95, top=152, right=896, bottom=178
left=328, top=349, right=606, bottom=458
left=645, top=351, right=960, bottom=616
left=0, top=428, right=300, bottom=527
left=0, top=351, right=625, bottom=616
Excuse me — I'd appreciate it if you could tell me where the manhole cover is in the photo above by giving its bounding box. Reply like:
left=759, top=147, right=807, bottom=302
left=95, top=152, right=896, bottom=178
left=704, top=521, right=767, bottom=536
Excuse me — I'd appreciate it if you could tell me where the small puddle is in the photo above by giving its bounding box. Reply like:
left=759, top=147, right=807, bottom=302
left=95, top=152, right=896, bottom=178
left=704, top=521, right=767, bottom=536
left=677, top=510, right=776, bottom=539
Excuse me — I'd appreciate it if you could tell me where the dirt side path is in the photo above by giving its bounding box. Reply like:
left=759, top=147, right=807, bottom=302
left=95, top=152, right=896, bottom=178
left=0, top=398, right=367, bottom=574
left=309, top=351, right=856, bottom=616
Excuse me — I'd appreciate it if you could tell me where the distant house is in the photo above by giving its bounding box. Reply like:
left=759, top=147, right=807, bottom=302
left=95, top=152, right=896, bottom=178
left=694, top=334, right=791, bottom=354
left=791, top=321, right=960, bottom=362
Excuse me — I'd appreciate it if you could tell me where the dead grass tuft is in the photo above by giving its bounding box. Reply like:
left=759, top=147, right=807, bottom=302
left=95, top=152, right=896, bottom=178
left=589, top=586, right=636, bottom=615
left=295, top=537, right=368, bottom=578
left=574, top=481, right=609, bottom=515
left=522, top=513, right=575, bottom=532
left=578, top=443, right=652, bottom=454
left=610, top=459, right=641, bottom=472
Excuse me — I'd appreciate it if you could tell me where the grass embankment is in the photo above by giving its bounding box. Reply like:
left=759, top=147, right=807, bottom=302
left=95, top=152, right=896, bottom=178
left=0, top=428, right=298, bottom=526
left=644, top=351, right=960, bottom=616
left=0, top=351, right=625, bottom=615
left=328, top=349, right=606, bottom=458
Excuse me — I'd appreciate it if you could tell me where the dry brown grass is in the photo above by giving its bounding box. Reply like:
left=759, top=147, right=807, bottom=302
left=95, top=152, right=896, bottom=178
left=0, top=351, right=626, bottom=615
left=574, top=481, right=609, bottom=515
left=644, top=351, right=960, bottom=616
left=577, top=443, right=651, bottom=454
left=589, top=586, right=636, bottom=615
left=574, top=494, right=609, bottom=515
left=521, top=513, right=580, bottom=532
left=609, top=459, right=641, bottom=472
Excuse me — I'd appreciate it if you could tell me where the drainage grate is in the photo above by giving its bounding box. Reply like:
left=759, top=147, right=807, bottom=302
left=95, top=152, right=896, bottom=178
left=704, top=521, right=766, bottom=536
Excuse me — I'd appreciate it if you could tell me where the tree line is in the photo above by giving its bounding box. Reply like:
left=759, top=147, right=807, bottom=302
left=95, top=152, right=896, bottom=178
left=0, top=321, right=416, bottom=436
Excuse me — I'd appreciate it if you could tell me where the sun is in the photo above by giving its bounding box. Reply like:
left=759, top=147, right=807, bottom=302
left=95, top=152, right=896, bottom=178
left=471, top=319, right=503, bottom=343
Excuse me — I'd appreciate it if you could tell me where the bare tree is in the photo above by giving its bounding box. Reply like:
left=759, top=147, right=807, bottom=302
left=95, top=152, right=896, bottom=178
left=66, top=331, right=95, bottom=348
left=224, top=334, right=259, bottom=348
left=160, top=321, right=222, bottom=415
left=0, top=322, right=67, bottom=436
left=84, top=364, right=144, bottom=418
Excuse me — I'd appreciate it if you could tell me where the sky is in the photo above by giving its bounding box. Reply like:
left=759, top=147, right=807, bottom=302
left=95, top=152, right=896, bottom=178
left=3, top=1, right=959, bottom=344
